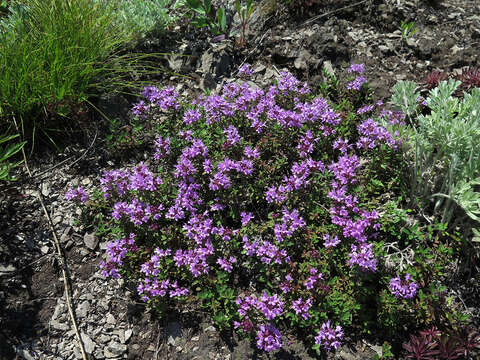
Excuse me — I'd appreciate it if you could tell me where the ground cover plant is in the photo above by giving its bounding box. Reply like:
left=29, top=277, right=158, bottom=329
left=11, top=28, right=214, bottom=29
left=68, top=64, right=478, bottom=357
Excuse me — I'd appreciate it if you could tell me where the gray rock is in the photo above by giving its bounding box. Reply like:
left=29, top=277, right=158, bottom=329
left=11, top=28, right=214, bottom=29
left=0, top=264, right=16, bottom=274
left=81, top=332, right=95, bottom=354
left=125, top=329, right=133, bottom=343
left=201, top=51, right=214, bottom=74
left=81, top=178, right=91, bottom=186
left=104, top=341, right=127, bottom=358
left=41, top=183, right=51, bottom=197
left=50, top=319, right=69, bottom=331
left=76, top=300, right=90, bottom=318
left=106, top=313, right=116, bottom=324
left=204, top=325, right=216, bottom=332
left=73, top=346, right=83, bottom=359
left=98, top=334, right=111, bottom=344
left=83, top=232, right=98, bottom=250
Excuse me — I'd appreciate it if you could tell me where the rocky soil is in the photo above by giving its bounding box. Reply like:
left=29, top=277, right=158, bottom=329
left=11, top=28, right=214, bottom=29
left=1, top=0, right=479, bottom=359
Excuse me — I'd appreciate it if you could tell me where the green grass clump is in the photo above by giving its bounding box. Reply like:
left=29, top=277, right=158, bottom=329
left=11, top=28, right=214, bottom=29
left=0, top=0, right=168, bottom=143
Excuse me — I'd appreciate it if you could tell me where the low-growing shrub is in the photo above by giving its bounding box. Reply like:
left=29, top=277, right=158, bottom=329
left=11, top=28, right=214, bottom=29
left=71, top=65, right=472, bottom=355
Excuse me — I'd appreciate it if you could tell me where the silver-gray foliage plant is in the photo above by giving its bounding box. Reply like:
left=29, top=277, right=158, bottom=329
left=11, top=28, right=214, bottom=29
left=388, top=79, right=480, bottom=226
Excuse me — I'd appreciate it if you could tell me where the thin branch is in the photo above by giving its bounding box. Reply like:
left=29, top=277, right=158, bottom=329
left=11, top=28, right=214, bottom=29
left=300, top=0, right=370, bottom=27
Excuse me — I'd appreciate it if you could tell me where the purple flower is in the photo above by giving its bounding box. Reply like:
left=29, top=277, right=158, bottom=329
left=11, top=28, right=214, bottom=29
left=291, top=297, right=312, bottom=320
left=347, top=76, right=367, bottom=91
left=239, top=63, right=254, bottom=77
left=257, top=293, right=284, bottom=320
left=241, top=211, right=254, bottom=226
left=100, top=233, right=137, bottom=278
left=65, top=186, right=89, bottom=203
left=209, top=171, right=231, bottom=191
left=280, top=274, right=293, bottom=293
left=256, top=323, right=282, bottom=352
left=347, top=63, right=365, bottom=74
left=216, top=256, right=236, bottom=272
left=183, top=109, right=202, bottom=125
left=153, top=136, right=170, bottom=160
left=348, top=242, right=377, bottom=272
left=333, top=138, right=352, bottom=154
left=323, top=234, right=340, bottom=248
left=243, top=146, right=260, bottom=159
left=315, top=321, right=343, bottom=351
left=304, top=268, right=323, bottom=290
left=234, top=318, right=254, bottom=333
left=141, top=86, right=161, bottom=102
left=155, top=86, right=180, bottom=110
left=297, top=130, right=318, bottom=157
left=131, top=100, right=149, bottom=118
left=357, top=104, right=374, bottom=114
left=223, top=125, right=242, bottom=147
left=389, top=274, right=418, bottom=299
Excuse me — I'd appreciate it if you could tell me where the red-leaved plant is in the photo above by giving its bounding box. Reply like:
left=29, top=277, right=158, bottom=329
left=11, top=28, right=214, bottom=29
left=403, top=328, right=441, bottom=360
left=404, top=326, right=480, bottom=359
left=456, top=68, right=480, bottom=91
left=454, top=326, right=480, bottom=358
left=422, top=71, right=449, bottom=90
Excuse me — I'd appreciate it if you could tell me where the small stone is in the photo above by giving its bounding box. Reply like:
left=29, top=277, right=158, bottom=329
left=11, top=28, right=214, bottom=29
left=98, top=334, right=111, bottom=344
left=83, top=233, right=98, bottom=250
left=0, top=264, right=16, bottom=274
left=40, top=245, right=49, bottom=254
left=115, top=329, right=125, bottom=343
left=106, top=313, right=116, bottom=325
left=104, top=341, right=127, bottom=358
left=204, top=325, right=216, bottom=332
left=73, top=346, right=83, bottom=359
left=81, top=333, right=95, bottom=354
left=50, top=319, right=69, bottom=331
left=41, top=183, right=51, bottom=197
left=191, top=336, right=199, bottom=342
left=125, top=329, right=133, bottom=342
left=166, top=321, right=182, bottom=346
left=323, top=60, right=335, bottom=77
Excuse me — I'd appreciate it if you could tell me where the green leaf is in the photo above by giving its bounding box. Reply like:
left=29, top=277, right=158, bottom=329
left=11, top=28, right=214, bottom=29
left=217, top=7, right=226, bottom=32
left=234, top=0, right=241, bottom=16
left=186, top=0, right=205, bottom=13
left=203, top=0, right=211, bottom=14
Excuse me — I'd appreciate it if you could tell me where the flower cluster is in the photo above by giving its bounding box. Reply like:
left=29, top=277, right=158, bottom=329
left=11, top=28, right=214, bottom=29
left=389, top=274, right=419, bottom=299
left=65, top=186, right=88, bottom=203
left=99, top=233, right=138, bottom=278
left=315, top=321, right=344, bottom=351
left=238, top=63, right=254, bottom=77
left=291, top=297, right=313, bottom=320
left=356, top=118, right=400, bottom=150
left=138, top=278, right=189, bottom=301
left=256, top=323, right=282, bottom=352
